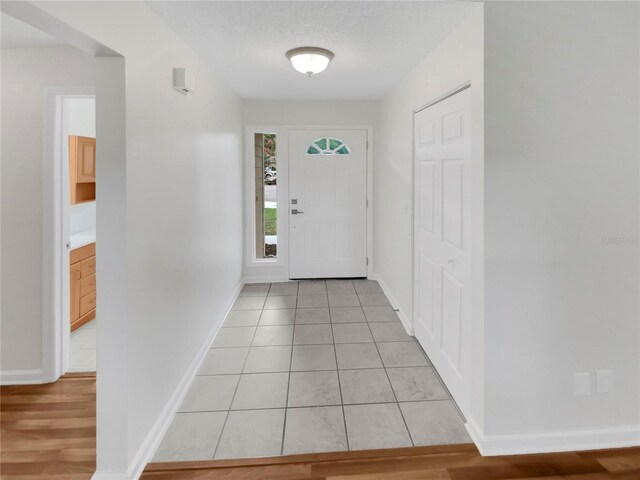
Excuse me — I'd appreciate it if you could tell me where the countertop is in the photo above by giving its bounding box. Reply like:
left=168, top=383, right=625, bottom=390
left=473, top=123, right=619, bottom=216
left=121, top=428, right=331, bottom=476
left=70, top=228, right=96, bottom=250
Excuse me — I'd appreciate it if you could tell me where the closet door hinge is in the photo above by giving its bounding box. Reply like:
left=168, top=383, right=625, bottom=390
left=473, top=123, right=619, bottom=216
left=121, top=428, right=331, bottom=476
left=366, top=257, right=369, bottom=266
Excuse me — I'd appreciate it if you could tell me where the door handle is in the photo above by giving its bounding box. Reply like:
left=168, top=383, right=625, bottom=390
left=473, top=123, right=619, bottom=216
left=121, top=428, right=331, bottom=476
left=291, top=209, right=304, bottom=215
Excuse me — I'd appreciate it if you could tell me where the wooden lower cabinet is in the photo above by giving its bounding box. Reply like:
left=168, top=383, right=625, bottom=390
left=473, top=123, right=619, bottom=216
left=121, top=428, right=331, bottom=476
left=70, top=264, right=82, bottom=322
left=70, top=242, right=96, bottom=331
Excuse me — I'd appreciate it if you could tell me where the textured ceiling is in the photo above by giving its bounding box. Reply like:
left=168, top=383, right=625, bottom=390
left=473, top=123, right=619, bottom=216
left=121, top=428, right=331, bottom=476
left=1, top=12, right=65, bottom=49
left=146, top=1, right=475, bottom=100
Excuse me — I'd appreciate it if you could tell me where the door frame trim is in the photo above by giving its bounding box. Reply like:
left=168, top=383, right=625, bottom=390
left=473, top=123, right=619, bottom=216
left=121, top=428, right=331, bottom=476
left=243, top=125, right=373, bottom=282
left=243, top=126, right=287, bottom=271
left=42, top=88, right=96, bottom=383
left=414, top=82, right=471, bottom=114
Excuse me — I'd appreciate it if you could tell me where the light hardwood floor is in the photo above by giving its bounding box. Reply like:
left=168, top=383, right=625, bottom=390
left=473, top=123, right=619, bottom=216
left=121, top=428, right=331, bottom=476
left=143, top=444, right=640, bottom=480
left=0, top=374, right=95, bottom=479
left=2, top=372, right=639, bottom=480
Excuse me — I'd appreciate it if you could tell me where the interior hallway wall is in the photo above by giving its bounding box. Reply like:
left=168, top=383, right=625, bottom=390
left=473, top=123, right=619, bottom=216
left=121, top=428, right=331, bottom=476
left=374, top=5, right=485, bottom=426
left=4, top=1, right=244, bottom=477
left=243, top=100, right=379, bottom=127
left=0, top=46, right=96, bottom=376
left=482, top=0, right=640, bottom=444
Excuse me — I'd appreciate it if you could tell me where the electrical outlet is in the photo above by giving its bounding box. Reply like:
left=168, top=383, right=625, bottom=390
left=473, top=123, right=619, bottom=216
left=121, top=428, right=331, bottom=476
left=573, top=372, right=591, bottom=396
left=596, top=370, right=614, bottom=393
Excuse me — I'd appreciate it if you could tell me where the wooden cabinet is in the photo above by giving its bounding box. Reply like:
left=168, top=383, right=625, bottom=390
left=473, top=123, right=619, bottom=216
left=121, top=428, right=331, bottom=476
left=70, top=264, right=82, bottom=322
left=80, top=274, right=96, bottom=297
left=70, top=242, right=96, bottom=331
left=80, top=291, right=96, bottom=317
left=69, top=135, right=96, bottom=204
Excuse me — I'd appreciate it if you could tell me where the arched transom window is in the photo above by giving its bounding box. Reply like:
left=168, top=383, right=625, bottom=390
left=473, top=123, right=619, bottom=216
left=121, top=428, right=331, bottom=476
left=306, top=137, right=350, bottom=155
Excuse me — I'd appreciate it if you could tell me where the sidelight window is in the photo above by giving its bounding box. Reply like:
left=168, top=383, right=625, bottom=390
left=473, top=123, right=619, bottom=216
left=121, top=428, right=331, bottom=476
left=254, top=133, right=277, bottom=258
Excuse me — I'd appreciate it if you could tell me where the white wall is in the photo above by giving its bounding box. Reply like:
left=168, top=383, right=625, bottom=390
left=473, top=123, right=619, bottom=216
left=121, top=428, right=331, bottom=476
left=482, top=1, right=640, bottom=447
left=376, top=0, right=639, bottom=453
left=70, top=202, right=96, bottom=234
left=243, top=100, right=379, bottom=127
left=374, top=5, right=485, bottom=425
left=66, top=96, right=95, bottom=137
left=1, top=46, right=95, bottom=375
left=242, top=100, right=379, bottom=282
left=4, top=2, right=244, bottom=478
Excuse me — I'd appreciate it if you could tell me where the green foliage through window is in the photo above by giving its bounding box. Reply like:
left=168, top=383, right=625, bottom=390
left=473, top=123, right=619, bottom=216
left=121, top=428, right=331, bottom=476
left=264, top=207, right=277, bottom=236
left=306, top=137, right=350, bottom=155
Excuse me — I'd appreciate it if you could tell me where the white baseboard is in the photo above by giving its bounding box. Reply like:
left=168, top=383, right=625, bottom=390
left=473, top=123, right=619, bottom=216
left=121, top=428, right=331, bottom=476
left=244, top=275, right=289, bottom=284
left=466, top=416, right=640, bottom=456
left=92, top=279, right=245, bottom=480
left=369, top=273, right=414, bottom=335
left=0, top=369, right=44, bottom=385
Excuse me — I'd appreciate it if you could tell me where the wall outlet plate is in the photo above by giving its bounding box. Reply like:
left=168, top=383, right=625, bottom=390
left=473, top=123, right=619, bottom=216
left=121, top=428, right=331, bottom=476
left=596, top=369, right=614, bottom=394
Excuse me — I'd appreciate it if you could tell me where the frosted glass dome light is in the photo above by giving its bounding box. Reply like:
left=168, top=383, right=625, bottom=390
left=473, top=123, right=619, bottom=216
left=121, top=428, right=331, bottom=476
left=286, top=47, right=334, bottom=76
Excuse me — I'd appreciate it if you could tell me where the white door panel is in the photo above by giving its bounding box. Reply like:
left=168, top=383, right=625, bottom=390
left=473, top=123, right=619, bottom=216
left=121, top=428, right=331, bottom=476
left=441, top=270, right=463, bottom=369
left=289, top=129, right=367, bottom=279
left=419, top=161, right=436, bottom=233
left=418, top=253, right=435, bottom=336
left=414, top=88, right=471, bottom=417
left=442, top=159, right=464, bottom=248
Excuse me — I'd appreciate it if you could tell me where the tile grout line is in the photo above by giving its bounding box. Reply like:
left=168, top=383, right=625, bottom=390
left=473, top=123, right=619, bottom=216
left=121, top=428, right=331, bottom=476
left=213, top=339, right=416, bottom=350
left=330, top=279, right=351, bottom=452
left=222, top=320, right=404, bottom=328
left=411, top=337, right=462, bottom=421
left=211, top=289, right=264, bottom=461
left=280, top=281, right=299, bottom=456
left=360, top=289, right=416, bottom=448
left=177, top=397, right=456, bottom=415
left=214, top=336, right=412, bottom=344
left=196, top=364, right=444, bottom=377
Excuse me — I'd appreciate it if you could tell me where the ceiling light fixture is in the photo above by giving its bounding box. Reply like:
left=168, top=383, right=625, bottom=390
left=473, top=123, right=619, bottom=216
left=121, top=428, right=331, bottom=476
left=286, top=47, right=334, bottom=76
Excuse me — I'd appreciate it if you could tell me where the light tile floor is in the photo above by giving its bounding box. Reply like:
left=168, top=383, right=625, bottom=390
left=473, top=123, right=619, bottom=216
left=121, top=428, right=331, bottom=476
left=154, top=280, right=471, bottom=462
left=69, top=319, right=96, bottom=372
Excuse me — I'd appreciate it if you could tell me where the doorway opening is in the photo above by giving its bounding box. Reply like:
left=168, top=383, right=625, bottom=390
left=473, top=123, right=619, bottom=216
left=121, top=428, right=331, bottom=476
left=44, top=90, right=97, bottom=376
left=243, top=126, right=373, bottom=284
left=65, top=96, right=97, bottom=372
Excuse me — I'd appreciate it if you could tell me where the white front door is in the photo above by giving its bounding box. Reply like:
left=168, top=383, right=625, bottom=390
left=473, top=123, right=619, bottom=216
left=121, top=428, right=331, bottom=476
left=413, top=88, right=471, bottom=416
left=289, top=129, right=367, bottom=279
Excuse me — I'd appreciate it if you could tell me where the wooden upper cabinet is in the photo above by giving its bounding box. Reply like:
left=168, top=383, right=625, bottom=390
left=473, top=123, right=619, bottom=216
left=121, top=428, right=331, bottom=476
left=69, top=135, right=96, bottom=204
left=76, top=137, right=96, bottom=183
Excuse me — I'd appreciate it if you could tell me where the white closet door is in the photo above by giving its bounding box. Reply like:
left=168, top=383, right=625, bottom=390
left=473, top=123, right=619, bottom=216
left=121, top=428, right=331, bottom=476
left=413, top=88, right=472, bottom=416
